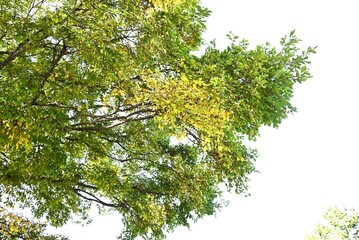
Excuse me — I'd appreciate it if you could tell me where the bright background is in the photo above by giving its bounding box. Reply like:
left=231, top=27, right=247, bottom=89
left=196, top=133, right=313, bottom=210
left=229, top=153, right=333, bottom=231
left=49, top=0, right=359, bottom=239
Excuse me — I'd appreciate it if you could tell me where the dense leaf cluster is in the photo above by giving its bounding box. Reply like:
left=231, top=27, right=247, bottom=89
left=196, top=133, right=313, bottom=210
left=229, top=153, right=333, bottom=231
left=0, top=207, right=68, bottom=240
left=306, top=207, right=359, bottom=240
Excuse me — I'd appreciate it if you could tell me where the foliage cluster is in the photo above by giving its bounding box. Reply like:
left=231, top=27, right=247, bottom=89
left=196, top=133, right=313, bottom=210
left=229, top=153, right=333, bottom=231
left=306, top=207, right=359, bottom=240
left=0, top=207, right=68, bottom=240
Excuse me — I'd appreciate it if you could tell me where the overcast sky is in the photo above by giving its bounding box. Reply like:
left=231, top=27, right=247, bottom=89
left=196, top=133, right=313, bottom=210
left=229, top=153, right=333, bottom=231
left=50, top=0, right=359, bottom=239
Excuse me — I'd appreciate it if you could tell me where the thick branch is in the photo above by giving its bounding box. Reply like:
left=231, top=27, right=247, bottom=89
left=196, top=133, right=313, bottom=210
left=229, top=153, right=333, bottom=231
left=0, top=152, right=9, bottom=160
left=77, top=181, right=97, bottom=190
left=0, top=32, right=6, bottom=41
left=30, top=101, right=79, bottom=110
left=69, top=113, right=157, bottom=131
left=31, top=41, right=68, bottom=104
left=0, top=39, right=30, bottom=70
left=72, top=187, right=121, bottom=208
left=70, top=108, right=157, bottom=127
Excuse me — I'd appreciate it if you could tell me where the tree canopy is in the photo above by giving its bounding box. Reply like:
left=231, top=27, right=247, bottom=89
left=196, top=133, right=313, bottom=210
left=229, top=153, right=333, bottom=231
left=0, top=0, right=315, bottom=239
left=0, top=207, right=68, bottom=240
left=306, top=207, right=359, bottom=240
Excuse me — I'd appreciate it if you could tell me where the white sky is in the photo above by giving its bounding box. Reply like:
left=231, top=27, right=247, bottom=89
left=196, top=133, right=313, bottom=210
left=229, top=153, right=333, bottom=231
left=50, top=0, right=359, bottom=239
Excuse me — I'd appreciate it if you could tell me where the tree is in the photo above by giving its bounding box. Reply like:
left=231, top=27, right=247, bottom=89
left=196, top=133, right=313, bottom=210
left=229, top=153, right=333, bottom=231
left=0, top=207, right=68, bottom=240
left=0, top=0, right=316, bottom=239
left=306, top=207, right=359, bottom=240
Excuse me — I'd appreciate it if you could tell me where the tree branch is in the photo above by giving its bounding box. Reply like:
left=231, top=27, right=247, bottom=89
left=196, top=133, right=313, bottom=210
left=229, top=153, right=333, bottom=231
left=30, top=101, right=79, bottom=110
left=69, top=112, right=158, bottom=131
left=77, top=182, right=97, bottom=190
left=72, top=187, right=122, bottom=208
left=31, top=40, right=68, bottom=104
left=0, top=31, right=6, bottom=41
left=26, top=0, right=46, bottom=19
left=0, top=39, right=30, bottom=70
